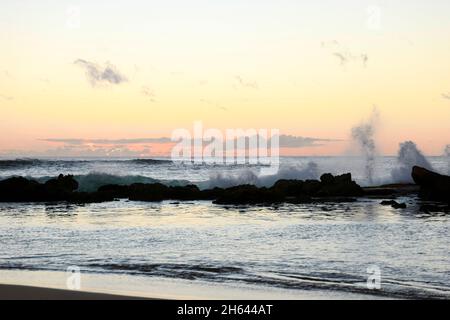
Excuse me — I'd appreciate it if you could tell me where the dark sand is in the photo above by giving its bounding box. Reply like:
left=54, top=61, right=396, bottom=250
left=0, top=284, right=151, bottom=300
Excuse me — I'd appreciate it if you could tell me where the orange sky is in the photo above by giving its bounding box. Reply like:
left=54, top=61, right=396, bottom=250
left=1, top=1, right=449, bottom=157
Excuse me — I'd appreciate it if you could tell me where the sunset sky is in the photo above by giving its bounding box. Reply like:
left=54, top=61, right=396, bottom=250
left=1, top=0, right=449, bottom=157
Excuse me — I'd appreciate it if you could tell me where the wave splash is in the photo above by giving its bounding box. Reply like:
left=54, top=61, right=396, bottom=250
left=391, top=141, right=433, bottom=183
left=200, top=162, right=320, bottom=189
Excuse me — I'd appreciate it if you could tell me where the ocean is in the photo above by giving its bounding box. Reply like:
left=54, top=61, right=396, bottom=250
left=0, top=156, right=449, bottom=299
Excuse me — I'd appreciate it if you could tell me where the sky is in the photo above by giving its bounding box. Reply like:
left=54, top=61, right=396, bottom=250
left=1, top=0, right=450, bottom=157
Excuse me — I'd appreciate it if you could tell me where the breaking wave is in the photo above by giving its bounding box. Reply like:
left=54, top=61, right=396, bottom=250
left=30, top=173, right=190, bottom=192
left=199, top=162, right=320, bottom=189
left=390, top=141, right=433, bottom=183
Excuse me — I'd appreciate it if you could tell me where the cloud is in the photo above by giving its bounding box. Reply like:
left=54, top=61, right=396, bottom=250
left=321, top=40, right=339, bottom=48
left=442, top=93, right=450, bottom=100
left=333, top=51, right=368, bottom=67
left=322, top=41, right=368, bottom=67
left=200, top=99, right=227, bottom=111
left=46, top=145, right=151, bottom=158
left=0, top=94, right=13, bottom=101
left=234, top=76, right=259, bottom=89
left=333, top=52, right=348, bottom=66
left=42, top=138, right=171, bottom=145
left=3, top=70, right=13, bottom=79
left=74, top=59, right=127, bottom=86
left=42, top=134, right=339, bottom=149
left=278, top=135, right=342, bottom=148
left=141, top=86, right=156, bottom=102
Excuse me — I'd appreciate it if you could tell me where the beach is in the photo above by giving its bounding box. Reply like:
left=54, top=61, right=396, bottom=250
left=0, top=269, right=386, bottom=300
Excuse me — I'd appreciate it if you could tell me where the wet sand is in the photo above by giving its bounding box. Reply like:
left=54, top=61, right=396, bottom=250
left=0, top=269, right=387, bottom=300
left=0, top=284, right=150, bottom=300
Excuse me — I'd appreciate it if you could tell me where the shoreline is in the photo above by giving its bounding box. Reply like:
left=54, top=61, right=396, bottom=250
left=0, top=269, right=387, bottom=300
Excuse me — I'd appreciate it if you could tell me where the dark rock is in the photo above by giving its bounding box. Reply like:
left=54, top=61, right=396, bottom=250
left=168, top=185, right=201, bottom=200
left=128, top=183, right=168, bottom=201
left=0, top=175, right=80, bottom=202
left=412, top=166, right=450, bottom=203
left=97, top=184, right=130, bottom=198
left=67, top=191, right=115, bottom=204
left=363, top=184, right=419, bottom=199
left=200, top=187, right=225, bottom=200
left=0, top=172, right=366, bottom=205
left=45, top=174, right=78, bottom=193
left=320, top=173, right=335, bottom=184
left=271, top=180, right=304, bottom=197
left=302, top=180, right=322, bottom=195
left=380, top=200, right=407, bottom=209
left=43, top=175, right=79, bottom=200
left=334, top=173, right=352, bottom=184
left=317, top=173, right=363, bottom=197
left=214, top=185, right=284, bottom=205
left=419, top=204, right=450, bottom=214
left=0, top=177, right=42, bottom=202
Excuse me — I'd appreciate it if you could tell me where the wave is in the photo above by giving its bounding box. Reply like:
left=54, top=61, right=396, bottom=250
left=390, top=141, right=433, bottom=183
left=1, top=261, right=446, bottom=299
left=0, top=159, right=46, bottom=169
left=30, top=173, right=190, bottom=192
left=0, top=158, right=172, bottom=169
left=129, top=159, right=172, bottom=165
left=87, top=262, right=243, bottom=280
left=199, top=162, right=320, bottom=189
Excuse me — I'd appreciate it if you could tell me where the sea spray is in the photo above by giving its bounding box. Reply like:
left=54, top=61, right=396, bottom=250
left=391, top=141, right=433, bottom=183
left=351, top=109, right=379, bottom=185
left=202, top=162, right=320, bottom=189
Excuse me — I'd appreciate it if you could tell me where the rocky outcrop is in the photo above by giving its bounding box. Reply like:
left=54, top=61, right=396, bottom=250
left=0, top=175, right=73, bottom=202
left=317, top=173, right=364, bottom=197
left=412, top=166, right=450, bottom=202
left=213, top=173, right=363, bottom=205
left=0, top=174, right=113, bottom=203
left=0, top=172, right=365, bottom=205
left=214, top=185, right=286, bottom=205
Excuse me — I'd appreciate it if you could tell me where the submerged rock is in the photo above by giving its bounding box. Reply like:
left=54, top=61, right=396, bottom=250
left=419, top=204, right=450, bottom=214
left=412, top=166, right=450, bottom=202
left=380, top=200, right=407, bottom=209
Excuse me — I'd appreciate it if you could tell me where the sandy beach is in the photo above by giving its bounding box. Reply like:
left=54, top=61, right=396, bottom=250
left=0, top=269, right=388, bottom=300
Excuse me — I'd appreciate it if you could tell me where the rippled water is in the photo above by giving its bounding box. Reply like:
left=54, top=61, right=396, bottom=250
left=0, top=198, right=449, bottom=299
left=0, top=156, right=449, bottom=298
